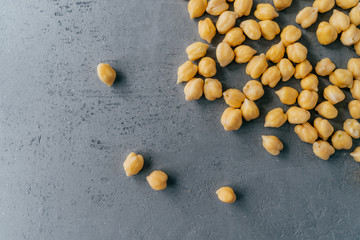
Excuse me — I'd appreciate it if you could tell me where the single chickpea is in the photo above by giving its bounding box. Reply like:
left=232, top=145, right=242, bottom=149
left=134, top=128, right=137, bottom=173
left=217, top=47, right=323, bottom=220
left=315, top=101, right=338, bottom=119
left=316, top=22, right=338, bottom=45
left=97, top=63, right=116, bottom=87
left=294, top=122, right=319, bottom=144
left=204, top=78, right=223, bottom=101
left=351, top=80, right=360, bottom=100
left=264, top=108, right=288, bottom=128
left=234, top=0, right=253, bottom=17
left=198, top=18, right=217, bottom=44
left=199, top=57, right=217, bottom=78
left=301, top=74, right=319, bottom=91
left=277, top=58, right=295, bottom=81
left=216, top=11, right=239, bottom=34
left=241, top=98, right=260, bottom=121
left=206, top=0, right=229, bottom=16
left=329, top=9, right=351, bottom=33
left=348, top=58, right=360, bottom=78
left=323, top=85, right=345, bottom=104
left=355, top=41, right=360, bottom=56
left=286, top=42, right=308, bottom=63
left=314, top=117, right=334, bottom=140
left=298, top=90, right=318, bottom=110
left=146, top=170, right=168, bottom=191
left=275, top=87, right=299, bottom=105
left=286, top=107, right=311, bottom=124
left=188, top=0, right=208, bottom=19
left=315, top=58, right=336, bottom=76
left=123, top=152, right=144, bottom=176
left=344, top=119, right=360, bottom=138
left=177, top=61, right=198, bottom=84
left=341, top=24, right=360, bottom=46
left=243, top=80, right=264, bottom=101
left=349, top=100, right=360, bottom=118
left=350, top=147, right=360, bottom=162
left=262, top=135, right=284, bottom=155
left=259, top=20, right=281, bottom=40
left=221, top=107, right=243, bottom=131
left=234, top=45, right=257, bottom=63
left=266, top=41, right=285, bottom=63
left=240, top=20, right=262, bottom=40
left=313, top=140, right=335, bottom=160
left=313, top=0, right=335, bottom=13
left=261, top=66, right=281, bottom=88
left=186, top=42, right=209, bottom=61
left=223, top=89, right=246, bottom=108
left=254, top=3, right=279, bottom=20
left=350, top=3, right=360, bottom=26
left=280, top=25, right=302, bottom=47
left=329, top=69, right=354, bottom=88
left=296, top=7, right=319, bottom=29
left=294, top=60, right=313, bottom=79
left=273, top=0, right=293, bottom=11
left=336, top=0, right=359, bottom=9
left=332, top=130, right=353, bottom=150
left=224, top=27, right=246, bottom=47
left=246, top=54, right=268, bottom=79
left=216, top=187, right=236, bottom=203
left=184, top=78, right=204, bottom=101
left=216, top=42, right=235, bottom=67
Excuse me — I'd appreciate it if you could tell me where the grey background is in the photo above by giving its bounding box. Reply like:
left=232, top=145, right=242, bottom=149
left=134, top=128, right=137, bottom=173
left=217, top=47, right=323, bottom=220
left=1, top=0, right=360, bottom=239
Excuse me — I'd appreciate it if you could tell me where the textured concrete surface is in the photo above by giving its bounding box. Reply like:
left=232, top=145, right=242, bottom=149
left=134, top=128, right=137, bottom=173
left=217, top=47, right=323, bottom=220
left=1, top=0, right=360, bottom=239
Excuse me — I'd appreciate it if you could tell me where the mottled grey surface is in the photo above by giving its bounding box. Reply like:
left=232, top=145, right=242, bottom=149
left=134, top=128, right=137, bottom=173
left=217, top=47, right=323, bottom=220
left=1, top=0, right=360, bottom=239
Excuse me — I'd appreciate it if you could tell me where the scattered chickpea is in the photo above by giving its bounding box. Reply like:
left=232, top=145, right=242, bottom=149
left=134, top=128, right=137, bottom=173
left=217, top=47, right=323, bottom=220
left=286, top=106, right=311, bottom=124
left=97, top=63, right=116, bottom=87
left=224, top=27, right=246, bottom=47
left=350, top=80, right=360, bottom=100
left=262, top=135, right=284, bottom=156
left=316, top=22, right=338, bottom=45
left=315, top=58, right=336, bottom=76
left=146, top=170, right=168, bottom=191
left=240, top=20, right=262, bottom=40
left=264, top=108, right=288, bottom=128
left=294, top=60, right=313, bottom=79
left=216, top=11, right=239, bottom=34
left=336, top=0, right=359, bottom=9
left=329, top=69, right=354, bottom=88
left=350, top=147, right=360, bottom=162
left=298, top=90, right=318, bottom=110
left=254, top=3, right=279, bottom=21
left=206, top=0, right=229, bottom=16
left=347, top=58, right=360, bottom=79
left=280, top=25, right=302, bottom=47
left=243, top=80, right=264, bottom=101
left=349, top=100, right=360, bottom=118
left=350, top=3, right=360, bottom=26
left=329, top=9, right=351, bottom=33
left=184, top=78, right=204, bottom=101
left=344, top=119, right=360, bottom=138
left=186, top=42, right=209, bottom=61
left=355, top=41, right=360, bottom=56
left=259, top=20, right=281, bottom=40
left=177, top=61, right=198, bottom=84
left=246, top=54, right=268, bottom=79
left=188, top=0, right=208, bottom=19
left=313, top=0, right=335, bottom=13
left=216, top=42, right=235, bottom=67
left=234, top=45, right=257, bottom=63
left=314, top=117, right=334, bottom=140
left=234, top=0, right=253, bottom=17
left=223, top=89, right=246, bottom=108
left=277, top=58, right=295, bottom=81
left=341, top=24, right=360, bottom=46
left=261, top=66, right=281, bottom=88
left=315, top=101, right=338, bottom=119
left=266, top=42, right=285, bottom=63
left=221, top=107, right=243, bottom=131
left=294, top=122, right=319, bottom=144
left=204, top=78, right=223, bottom=101
left=323, top=85, right=345, bottom=104
left=273, top=0, right=293, bottom=11
left=286, top=42, right=308, bottom=63
left=123, top=152, right=144, bottom=176
left=301, top=74, right=319, bottom=91
left=332, top=130, right=353, bottom=150
left=216, top=187, right=236, bottom=203
left=296, top=7, right=319, bottom=29
left=199, top=57, right=217, bottom=78
left=275, top=87, right=299, bottom=105
left=241, top=98, right=260, bottom=121
left=198, top=18, right=217, bottom=44
left=313, top=140, right=335, bottom=160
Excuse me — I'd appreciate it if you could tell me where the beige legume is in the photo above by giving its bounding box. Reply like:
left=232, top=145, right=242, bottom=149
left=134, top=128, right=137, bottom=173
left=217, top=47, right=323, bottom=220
left=188, top=0, right=208, bottom=19
left=184, top=78, right=204, bottom=101
left=206, top=0, right=229, bottom=16
left=297, top=90, right=318, bottom=110
left=329, top=9, right=351, bottom=33
left=344, top=119, right=360, bottom=138
left=349, top=100, right=360, bottom=118
left=261, top=66, right=281, bottom=88
left=350, top=80, right=360, bottom=100
left=243, top=80, right=264, bottom=101
left=294, top=122, right=319, bottom=144
left=275, top=86, right=299, bottom=105
left=273, top=0, right=293, bottom=11
left=186, top=42, right=209, bottom=61
left=234, top=45, right=257, bottom=63
left=240, top=20, right=262, bottom=40
left=241, top=98, right=260, bottom=121
left=216, top=187, right=236, bottom=203
left=254, top=3, right=279, bottom=20
left=347, top=58, right=360, bottom=78
left=341, top=24, right=360, bottom=46
left=246, top=53, right=268, bottom=79
left=350, top=3, right=360, bottom=26
left=198, top=18, right=217, bottom=43
left=315, top=101, right=338, bottom=119
left=336, top=0, right=359, bottom=9
left=216, top=42, right=235, bottom=67
left=315, top=58, right=336, bottom=76
left=97, top=63, right=116, bottom=87
left=224, top=27, right=246, bottom=47
left=221, top=107, right=243, bottom=131
left=316, top=21, right=338, bottom=45
left=286, top=106, right=311, bottom=124
left=313, top=140, right=335, bottom=160
left=147, top=170, right=168, bottom=191
left=266, top=41, right=285, bottom=63
left=234, top=0, right=253, bottom=17
left=294, top=60, right=313, bottom=79
left=277, top=58, right=295, bottom=81
left=332, top=130, right=353, bottom=150
left=204, top=78, right=223, bottom=101
left=216, top=11, right=239, bottom=34
left=286, top=42, right=308, bottom=63
left=296, top=7, right=319, bottom=29
left=123, top=152, right=144, bottom=176
left=262, top=135, right=284, bottom=155
left=314, top=117, right=334, bottom=140
left=223, top=89, right=246, bottom=108
left=313, top=0, right=335, bottom=13
left=264, top=108, right=287, bottom=128
left=199, top=57, right=217, bottom=78
left=323, top=85, right=345, bottom=104
left=259, top=20, right=281, bottom=40
left=329, top=69, right=354, bottom=88
left=280, top=25, right=302, bottom=47
left=177, top=61, right=198, bottom=84
left=301, top=74, right=319, bottom=91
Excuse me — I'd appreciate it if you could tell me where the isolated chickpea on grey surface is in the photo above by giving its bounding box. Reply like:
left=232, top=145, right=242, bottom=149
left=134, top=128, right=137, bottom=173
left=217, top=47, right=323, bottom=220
left=184, top=78, right=204, bottom=101
left=123, top=152, right=144, bottom=177
left=262, top=135, right=284, bottom=156
left=221, top=107, right=243, bottom=131
left=177, top=61, right=198, bottom=84
left=216, top=187, right=236, bottom=203
left=97, top=63, right=116, bottom=87
left=313, top=140, right=335, bottom=160
left=147, top=170, right=168, bottom=191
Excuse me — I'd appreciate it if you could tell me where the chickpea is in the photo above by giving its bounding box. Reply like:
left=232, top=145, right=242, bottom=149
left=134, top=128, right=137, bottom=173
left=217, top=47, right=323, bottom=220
left=296, top=7, right=319, bottom=29
left=188, top=0, right=208, bottom=19
left=298, top=90, right=318, bottom=110
left=286, top=42, right=308, bottom=63
left=184, top=78, right=204, bottom=101
left=241, top=98, right=260, bottom=121
left=315, top=101, right=338, bottom=119
left=246, top=54, right=268, bottom=79
left=146, top=170, right=168, bottom=191
left=199, top=57, right=217, bottom=78
left=275, top=87, right=299, bottom=105
left=262, top=135, right=284, bottom=156
left=266, top=41, right=285, bottom=63
left=216, top=11, right=239, bottom=34
left=315, top=58, right=336, bottom=76
left=323, top=85, right=345, bottom=104
left=221, top=107, right=243, bottom=131
left=313, top=0, right=335, bottom=13
left=234, top=0, right=253, bottom=17
left=264, top=108, right=288, bottom=128
left=277, top=58, right=295, bottom=81
left=341, top=24, right=360, bottom=46
left=177, top=61, right=198, bottom=84
left=329, top=69, right=354, bottom=88
left=243, top=80, right=264, bottom=101
left=348, top=58, right=360, bottom=78
left=261, top=66, right=281, bottom=88
left=240, top=20, right=262, bottom=40
left=234, top=45, right=257, bottom=63
left=286, top=107, right=311, bottom=124
left=216, top=187, right=236, bottom=203
left=350, top=147, right=360, bottom=162
left=332, top=130, right=353, bottom=150
left=344, top=119, right=360, bottom=138
left=259, top=20, right=281, bottom=40
left=223, top=89, right=246, bottom=108
left=224, top=27, right=246, bottom=47
left=216, top=42, right=235, bottom=67
left=273, top=0, right=293, bottom=11
left=314, top=117, right=334, bottom=140
left=329, top=10, right=351, bottom=33
left=254, top=3, right=279, bottom=21
left=280, top=25, right=302, bottom=47
left=294, top=122, right=319, bottom=144
left=355, top=41, right=360, bottom=56
left=349, top=100, right=360, bottom=118
left=336, top=0, right=359, bottom=9
left=123, top=152, right=144, bottom=176
left=316, top=22, right=338, bottom=45
left=204, top=78, right=223, bottom=101
left=301, top=74, right=319, bottom=91
left=350, top=3, right=360, bottom=26
left=313, top=140, right=335, bottom=160
left=186, top=42, right=209, bottom=61
left=198, top=18, right=217, bottom=44
left=206, top=0, right=229, bottom=16
left=350, top=80, right=360, bottom=100
left=294, top=60, right=313, bottom=79
left=97, top=63, right=116, bottom=87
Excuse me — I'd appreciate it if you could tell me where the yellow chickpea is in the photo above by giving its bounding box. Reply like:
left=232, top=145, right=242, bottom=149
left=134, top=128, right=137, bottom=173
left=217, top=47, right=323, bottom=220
left=206, top=0, right=229, bottom=16
left=216, top=42, right=235, bottom=67
left=259, top=20, right=281, bottom=40
left=198, top=18, right=217, bottom=44
left=177, top=61, right=198, bottom=84
left=146, top=170, right=168, bottom=191
left=347, top=58, right=360, bottom=79
left=298, top=90, right=318, bottom=110
left=273, top=0, right=293, bottom=11
left=315, top=58, right=336, bottom=76
left=356, top=41, right=360, bottom=56
left=221, top=107, right=243, bottom=131
left=329, top=9, right=351, bottom=33
left=199, top=57, right=217, bottom=78
left=184, top=78, right=204, bottom=101
left=313, top=140, right=335, bottom=160
left=204, top=78, right=223, bottom=101
left=314, top=117, right=334, bottom=140
left=350, top=147, right=360, bottom=162
left=316, top=21, right=338, bottom=45
left=275, top=87, right=299, bottom=105
left=349, top=100, right=360, bottom=118
left=186, top=42, right=209, bottom=61
left=216, top=11, right=239, bottom=34
left=301, top=74, right=319, bottom=91
left=280, top=25, right=302, bottom=47
left=294, top=122, right=319, bottom=144
left=332, top=130, right=353, bottom=150
left=323, top=85, right=345, bottom=104
left=224, top=27, right=246, bottom=47
left=294, top=60, right=313, bottom=79
left=329, top=69, right=354, bottom=88
left=216, top=187, right=236, bottom=203
left=344, top=119, right=360, bottom=138
left=336, top=0, right=359, bottom=9
left=246, top=54, right=268, bottom=79
left=240, top=20, right=262, bottom=40
left=264, top=108, right=288, bottom=128
left=97, top=63, right=116, bottom=86
left=188, top=0, right=208, bottom=19
left=262, top=135, right=284, bottom=155
left=350, top=3, right=360, bottom=26
left=286, top=42, right=308, bottom=63
left=254, top=3, right=279, bottom=20
left=241, top=98, right=260, bottom=121
left=313, top=0, right=335, bottom=13
left=261, top=66, right=281, bottom=88
left=234, top=45, right=257, bottom=63
left=277, top=58, right=295, bottom=81
left=223, top=89, right=246, bottom=108
left=123, top=152, right=144, bottom=176
left=350, top=80, right=360, bottom=100
left=243, top=80, right=264, bottom=101
left=341, top=24, right=360, bottom=46
left=266, top=42, right=285, bottom=63
left=234, top=0, right=253, bottom=17
left=286, top=107, right=311, bottom=124
left=315, top=101, right=338, bottom=119
left=296, top=7, right=319, bottom=29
